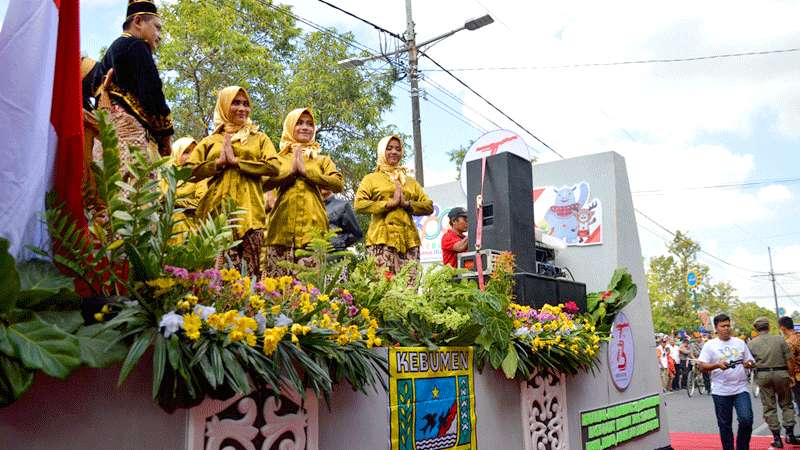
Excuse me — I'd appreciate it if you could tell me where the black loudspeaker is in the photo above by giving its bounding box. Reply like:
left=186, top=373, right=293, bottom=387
left=513, top=273, right=588, bottom=312
left=466, top=152, right=535, bottom=273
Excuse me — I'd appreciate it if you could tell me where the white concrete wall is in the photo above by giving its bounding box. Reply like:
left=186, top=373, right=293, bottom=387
left=534, top=151, right=670, bottom=449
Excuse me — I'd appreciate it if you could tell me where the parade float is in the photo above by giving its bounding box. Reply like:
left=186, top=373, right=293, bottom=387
left=0, top=118, right=670, bottom=449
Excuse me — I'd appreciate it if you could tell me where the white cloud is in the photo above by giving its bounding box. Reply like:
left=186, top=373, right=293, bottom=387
left=757, top=184, right=793, bottom=203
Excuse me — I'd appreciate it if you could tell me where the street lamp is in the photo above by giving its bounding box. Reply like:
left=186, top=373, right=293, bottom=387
left=337, top=11, right=494, bottom=187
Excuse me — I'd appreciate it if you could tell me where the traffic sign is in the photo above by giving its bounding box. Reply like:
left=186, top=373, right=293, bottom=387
left=686, top=270, right=700, bottom=289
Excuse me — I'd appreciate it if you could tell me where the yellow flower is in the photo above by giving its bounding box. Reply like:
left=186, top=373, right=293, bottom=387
left=245, top=333, right=257, bottom=347
left=317, top=294, right=330, bottom=303
left=94, top=312, right=104, bottom=322
left=291, top=334, right=299, bottom=344
left=101, top=304, right=111, bottom=314
left=185, top=295, right=199, bottom=306
left=513, top=319, right=522, bottom=328
left=271, top=304, right=281, bottom=315
left=360, top=308, right=371, bottom=320
left=206, top=313, right=226, bottom=330
left=177, top=300, right=191, bottom=311
left=220, top=268, right=242, bottom=282
left=182, top=313, right=202, bottom=340
left=249, top=295, right=265, bottom=310
left=262, top=277, right=278, bottom=292
left=146, top=278, right=176, bottom=296
left=374, top=337, right=382, bottom=346
left=293, top=285, right=302, bottom=293
left=278, top=276, right=293, bottom=289
left=262, top=326, right=287, bottom=355
left=330, top=302, right=340, bottom=312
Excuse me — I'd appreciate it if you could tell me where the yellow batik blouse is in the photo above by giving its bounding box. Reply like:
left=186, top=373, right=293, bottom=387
left=263, top=154, right=343, bottom=248
left=188, top=133, right=279, bottom=238
left=355, top=172, right=433, bottom=253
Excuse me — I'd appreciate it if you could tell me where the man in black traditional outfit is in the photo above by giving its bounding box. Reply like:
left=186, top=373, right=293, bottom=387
left=91, top=0, right=173, bottom=167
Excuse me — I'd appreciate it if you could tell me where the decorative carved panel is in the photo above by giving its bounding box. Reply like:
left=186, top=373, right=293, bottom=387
left=188, top=385, right=318, bottom=450
left=520, top=371, right=569, bottom=450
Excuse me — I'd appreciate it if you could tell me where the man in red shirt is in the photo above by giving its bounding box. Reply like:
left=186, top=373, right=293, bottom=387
left=442, top=207, right=469, bottom=267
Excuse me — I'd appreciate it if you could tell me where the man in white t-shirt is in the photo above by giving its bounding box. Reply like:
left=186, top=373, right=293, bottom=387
left=698, top=313, right=756, bottom=450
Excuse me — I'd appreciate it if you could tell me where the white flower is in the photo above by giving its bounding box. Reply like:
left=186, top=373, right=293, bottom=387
left=275, top=313, right=293, bottom=328
left=255, top=312, right=267, bottom=334
left=159, top=311, right=184, bottom=338
left=123, top=300, right=139, bottom=308
left=514, top=326, right=530, bottom=337
left=193, top=304, right=216, bottom=320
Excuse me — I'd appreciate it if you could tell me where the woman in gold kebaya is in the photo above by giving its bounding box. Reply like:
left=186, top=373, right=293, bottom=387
left=167, top=137, right=207, bottom=242
left=263, top=108, right=343, bottom=276
left=355, top=135, right=433, bottom=280
left=187, top=86, right=280, bottom=277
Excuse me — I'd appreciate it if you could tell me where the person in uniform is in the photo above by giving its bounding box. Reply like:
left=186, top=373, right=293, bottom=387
left=779, top=316, right=800, bottom=424
left=90, top=0, right=173, bottom=171
left=355, top=135, right=433, bottom=282
left=748, top=317, right=799, bottom=448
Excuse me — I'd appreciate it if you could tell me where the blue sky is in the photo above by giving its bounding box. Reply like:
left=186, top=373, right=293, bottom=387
left=2, top=0, right=798, bottom=312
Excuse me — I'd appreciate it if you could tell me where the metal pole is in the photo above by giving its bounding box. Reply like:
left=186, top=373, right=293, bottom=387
left=768, top=246, right=780, bottom=320
left=405, top=0, right=424, bottom=186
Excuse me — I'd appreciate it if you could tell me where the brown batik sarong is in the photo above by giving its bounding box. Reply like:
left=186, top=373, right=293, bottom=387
left=366, top=244, right=420, bottom=284
left=216, top=229, right=264, bottom=279
left=92, top=102, right=159, bottom=179
left=263, top=245, right=317, bottom=278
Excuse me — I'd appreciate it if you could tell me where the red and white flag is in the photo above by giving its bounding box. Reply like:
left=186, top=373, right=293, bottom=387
left=0, top=0, right=84, bottom=258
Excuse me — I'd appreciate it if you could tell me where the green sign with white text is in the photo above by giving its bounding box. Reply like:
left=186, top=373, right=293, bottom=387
left=580, top=394, right=661, bottom=450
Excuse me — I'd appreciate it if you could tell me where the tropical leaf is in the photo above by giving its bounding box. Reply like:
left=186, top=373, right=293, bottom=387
left=75, top=324, right=127, bottom=368
left=0, top=238, right=21, bottom=313
left=5, top=315, right=81, bottom=379
left=0, top=353, right=34, bottom=406
left=36, top=311, right=83, bottom=334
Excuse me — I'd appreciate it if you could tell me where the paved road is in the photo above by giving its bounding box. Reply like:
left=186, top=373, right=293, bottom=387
left=663, top=387, right=798, bottom=437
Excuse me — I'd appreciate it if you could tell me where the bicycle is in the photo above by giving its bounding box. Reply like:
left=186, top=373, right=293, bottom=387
left=687, top=359, right=706, bottom=397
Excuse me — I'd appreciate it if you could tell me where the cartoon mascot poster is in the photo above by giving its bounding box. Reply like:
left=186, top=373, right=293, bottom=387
left=534, top=181, right=602, bottom=246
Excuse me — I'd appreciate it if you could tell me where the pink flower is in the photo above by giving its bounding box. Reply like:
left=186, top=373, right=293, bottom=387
left=563, top=301, right=580, bottom=314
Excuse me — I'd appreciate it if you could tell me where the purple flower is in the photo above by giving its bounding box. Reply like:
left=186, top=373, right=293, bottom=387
left=203, top=269, right=221, bottom=280
left=347, top=305, right=359, bottom=318
left=164, top=265, right=189, bottom=279
left=310, top=287, right=320, bottom=296
left=254, top=282, right=265, bottom=292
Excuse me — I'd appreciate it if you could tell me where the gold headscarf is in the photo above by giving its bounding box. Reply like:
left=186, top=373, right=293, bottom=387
left=212, top=86, right=259, bottom=144
left=170, top=136, right=197, bottom=166
left=376, top=135, right=408, bottom=185
left=279, top=107, right=321, bottom=159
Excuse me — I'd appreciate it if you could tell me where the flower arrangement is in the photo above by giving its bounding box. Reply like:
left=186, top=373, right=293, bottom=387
left=105, top=264, right=386, bottom=411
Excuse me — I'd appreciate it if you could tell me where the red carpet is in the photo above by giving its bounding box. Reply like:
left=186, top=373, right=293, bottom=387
left=671, top=432, right=800, bottom=450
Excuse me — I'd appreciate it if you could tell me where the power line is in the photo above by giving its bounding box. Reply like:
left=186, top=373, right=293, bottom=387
left=395, top=79, right=487, bottom=134
left=420, top=76, right=505, bottom=131
left=315, top=0, right=405, bottom=41
left=632, top=177, right=800, bottom=195
left=419, top=50, right=565, bottom=158
left=418, top=46, right=800, bottom=73
left=633, top=209, right=769, bottom=275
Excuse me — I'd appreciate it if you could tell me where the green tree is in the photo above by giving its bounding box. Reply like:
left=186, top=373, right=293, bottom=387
left=446, top=140, right=473, bottom=180
left=648, top=231, right=739, bottom=333
left=729, top=300, right=776, bottom=337
left=158, top=0, right=399, bottom=198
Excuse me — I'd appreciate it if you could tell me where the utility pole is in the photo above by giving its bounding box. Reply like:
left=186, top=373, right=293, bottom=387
left=405, top=0, right=424, bottom=186
left=768, top=246, right=781, bottom=320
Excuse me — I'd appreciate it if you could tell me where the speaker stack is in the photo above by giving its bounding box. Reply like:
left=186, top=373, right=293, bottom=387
left=464, top=152, right=587, bottom=311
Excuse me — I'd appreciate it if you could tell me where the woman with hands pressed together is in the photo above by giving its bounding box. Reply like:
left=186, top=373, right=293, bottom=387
left=263, top=108, right=343, bottom=277
left=187, top=86, right=279, bottom=277
left=355, top=135, right=433, bottom=282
